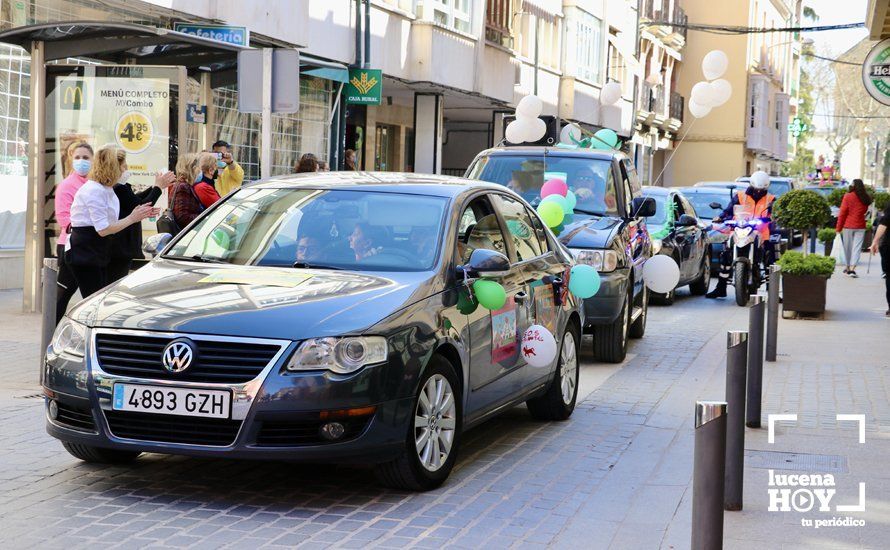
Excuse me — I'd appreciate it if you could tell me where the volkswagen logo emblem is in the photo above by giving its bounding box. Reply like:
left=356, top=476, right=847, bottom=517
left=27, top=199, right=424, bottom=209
left=162, top=338, right=195, bottom=373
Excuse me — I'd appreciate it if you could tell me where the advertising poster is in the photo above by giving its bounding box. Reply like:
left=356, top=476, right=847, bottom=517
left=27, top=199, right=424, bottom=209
left=491, top=296, right=517, bottom=363
left=55, top=74, right=170, bottom=196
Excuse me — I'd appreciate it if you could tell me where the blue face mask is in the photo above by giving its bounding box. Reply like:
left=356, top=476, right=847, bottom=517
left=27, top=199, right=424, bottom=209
left=72, top=159, right=91, bottom=176
left=217, top=160, right=227, bottom=169
left=194, top=171, right=204, bottom=184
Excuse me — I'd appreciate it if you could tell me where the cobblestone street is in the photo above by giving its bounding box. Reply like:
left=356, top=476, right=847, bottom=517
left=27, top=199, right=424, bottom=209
left=1, top=265, right=888, bottom=549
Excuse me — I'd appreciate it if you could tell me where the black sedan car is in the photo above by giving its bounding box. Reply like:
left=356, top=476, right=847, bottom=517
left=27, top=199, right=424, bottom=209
left=44, top=173, right=582, bottom=491
left=641, top=187, right=711, bottom=304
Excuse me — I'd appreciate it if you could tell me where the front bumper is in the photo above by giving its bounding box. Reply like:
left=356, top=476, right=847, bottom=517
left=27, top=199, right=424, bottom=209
left=581, top=267, right=629, bottom=326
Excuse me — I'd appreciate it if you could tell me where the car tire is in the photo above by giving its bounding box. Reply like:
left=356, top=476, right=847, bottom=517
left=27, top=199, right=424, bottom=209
left=688, top=250, right=711, bottom=296
left=527, top=323, right=580, bottom=421
left=61, top=441, right=141, bottom=464
left=593, top=289, right=630, bottom=363
left=734, top=262, right=750, bottom=307
left=629, top=286, right=647, bottom=339
left=374, top=355, right=462, bottom=491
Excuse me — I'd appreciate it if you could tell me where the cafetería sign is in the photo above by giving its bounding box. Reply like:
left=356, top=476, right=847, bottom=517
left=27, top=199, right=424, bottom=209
left=862, top=38, right=890, bottom=107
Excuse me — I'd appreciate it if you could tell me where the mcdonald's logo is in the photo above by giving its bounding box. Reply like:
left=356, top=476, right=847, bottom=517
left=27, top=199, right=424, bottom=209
left=60, top=80, right=86, bottom=110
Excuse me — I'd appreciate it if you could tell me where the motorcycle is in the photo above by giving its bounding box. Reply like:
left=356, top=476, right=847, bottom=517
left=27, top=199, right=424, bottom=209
left=715, top=215, right=778, bottom=307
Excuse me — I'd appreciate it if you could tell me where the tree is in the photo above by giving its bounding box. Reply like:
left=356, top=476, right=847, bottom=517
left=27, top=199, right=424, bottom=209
left=783, top=8, right=818, bottom=178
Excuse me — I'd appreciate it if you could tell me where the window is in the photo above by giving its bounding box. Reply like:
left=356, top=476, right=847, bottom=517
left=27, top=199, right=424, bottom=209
left=486, top=0, right=515, bottom=47
left=492, top=194, right=543, bottom=261
left=429, top=0, right=472, bottom=34
left=679, top=196, right=697, bottom=219
left=622, top=159, right=642, bottom=197
left=457, top=197, right=507, bottom=264
left=573, top=9, right=603, bottom=84
left=517, top=9, right=562, bottom=71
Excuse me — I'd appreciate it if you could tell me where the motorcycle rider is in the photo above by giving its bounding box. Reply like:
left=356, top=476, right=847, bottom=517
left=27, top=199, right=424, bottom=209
left=706, top=171, right=775, bottom=299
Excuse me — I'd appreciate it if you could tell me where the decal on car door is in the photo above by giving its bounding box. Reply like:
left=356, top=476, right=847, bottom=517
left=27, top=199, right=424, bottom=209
left=530, top=281, right=556, bottom=334
left=491, top=296, right=518, bottom=364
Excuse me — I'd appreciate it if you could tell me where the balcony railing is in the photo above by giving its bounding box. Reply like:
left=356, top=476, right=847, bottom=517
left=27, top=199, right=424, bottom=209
left=669, top=92, right=684, bottom=123
left=485, top=0, right=514, bottom=48
left=640, top=0, right=687, bottom=38
left=640, top=82, right=656, bottom=113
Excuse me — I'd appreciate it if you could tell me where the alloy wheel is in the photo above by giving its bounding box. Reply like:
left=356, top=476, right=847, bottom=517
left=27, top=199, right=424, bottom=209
left=414, top=374, right=457, bottom=472
left=560, top=331, right=579, bottom=405
left=621, top=294, right=630, bottom=348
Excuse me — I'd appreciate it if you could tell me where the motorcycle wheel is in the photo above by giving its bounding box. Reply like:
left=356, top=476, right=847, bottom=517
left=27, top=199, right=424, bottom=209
left=734, top=262, right=750, bottom=307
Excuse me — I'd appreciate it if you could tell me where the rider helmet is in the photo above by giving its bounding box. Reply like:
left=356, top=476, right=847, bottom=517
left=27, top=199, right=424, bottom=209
left=750, top=171, right=770, bottom=190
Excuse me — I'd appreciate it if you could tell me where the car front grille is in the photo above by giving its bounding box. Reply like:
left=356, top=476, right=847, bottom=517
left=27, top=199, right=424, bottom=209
left=255, top=417, right=372, bottom=447
left=54, top=400, right=96, bottom=432
left=104, top=410, right=242, bottom=446
left=94, top=333, right=282, bottom=384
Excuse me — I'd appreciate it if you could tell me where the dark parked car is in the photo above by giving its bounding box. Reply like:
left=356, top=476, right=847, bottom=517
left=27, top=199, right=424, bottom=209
left=44, top=173, right=583, bottom=491
left=466, top=147, right=656, bottom=363
left=678, top=186, right=736, bottom=272
left=641, top=187, right=711, bottom=304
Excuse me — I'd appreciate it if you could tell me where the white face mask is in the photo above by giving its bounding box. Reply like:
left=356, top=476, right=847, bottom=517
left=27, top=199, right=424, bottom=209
left=118, top=170, right=132, bottom=184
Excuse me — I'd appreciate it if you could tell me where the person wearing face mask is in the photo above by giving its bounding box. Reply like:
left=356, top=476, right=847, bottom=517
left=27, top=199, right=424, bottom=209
left=66, top=146, right=159, bottom=301
left=211, top=140, right=244, bottom=196
left=195, top=152, right=223, bottom=208
left=107, top=150, right=176, bottom=283
left=53, top=142, right=93, bottom=323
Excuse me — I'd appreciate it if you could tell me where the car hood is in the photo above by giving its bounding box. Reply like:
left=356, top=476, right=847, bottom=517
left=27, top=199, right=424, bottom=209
left=558, top=215, right=622, bottom=249
left=69, top=259, right=436, bottom=340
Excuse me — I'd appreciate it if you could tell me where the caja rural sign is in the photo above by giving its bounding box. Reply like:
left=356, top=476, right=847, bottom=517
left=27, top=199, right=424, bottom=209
left=862, top=38, right=890, bottom=106
left=346, top=69, right=383, bottom=105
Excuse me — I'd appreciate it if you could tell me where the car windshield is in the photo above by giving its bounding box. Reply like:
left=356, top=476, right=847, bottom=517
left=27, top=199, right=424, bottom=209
left=682, top=191, right=730, bottom=219
left=164, top=188, right=448, bottom=272
left=738, top=178, right=793, bottom=197
left=467, top=155, right=619, bottom=216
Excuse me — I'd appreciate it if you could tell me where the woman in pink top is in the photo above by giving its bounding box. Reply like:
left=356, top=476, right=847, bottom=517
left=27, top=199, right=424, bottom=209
left=54, top=142, right=93, bottom=323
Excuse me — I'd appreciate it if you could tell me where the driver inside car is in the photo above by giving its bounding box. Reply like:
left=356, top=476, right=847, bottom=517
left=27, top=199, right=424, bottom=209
left=349, top=222, right=386, bottom=262
left=706, top=174, right=776, bottom=299
left=572, top=168, right=616, bottom=212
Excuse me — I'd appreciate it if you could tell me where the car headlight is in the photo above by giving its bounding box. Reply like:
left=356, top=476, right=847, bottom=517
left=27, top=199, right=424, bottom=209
left=570, top=248, right=620, bottom=272
left=651, top=239, right=663, bottom=254
left=286, top=337, right=388, bottom=374
left=50, top=318, right=86, bottom=359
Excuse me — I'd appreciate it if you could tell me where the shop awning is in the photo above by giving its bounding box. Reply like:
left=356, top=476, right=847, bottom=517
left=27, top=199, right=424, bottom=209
left=300, top=53, right=350, bottom=84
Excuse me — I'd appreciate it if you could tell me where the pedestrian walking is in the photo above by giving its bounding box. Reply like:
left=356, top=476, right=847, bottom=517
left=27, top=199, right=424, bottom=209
left=296, top=153, right=319, bottom=173
left=869, top=199, right=890, bottom=316
left=211, top=140, right=244, bottom=196
left=836, top=179, right=871, bottom=277
left=54, top=142, right=93, bottom=323
left=170, top=153, right=207, bottom=230
left=344, top=149, right=357, bottom=171
left=107, top=150, right=176, bottom=283
left=65, top=145, right=158, bottom=300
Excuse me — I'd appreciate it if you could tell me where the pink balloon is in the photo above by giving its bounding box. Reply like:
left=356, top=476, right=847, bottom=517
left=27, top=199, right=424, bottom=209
left=541, top=178, right=568, bottom=198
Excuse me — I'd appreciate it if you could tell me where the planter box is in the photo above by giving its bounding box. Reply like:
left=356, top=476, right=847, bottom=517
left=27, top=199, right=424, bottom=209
left=782, top=273, right=829, bottom=314
left=822, top=239, right=834, bottom=257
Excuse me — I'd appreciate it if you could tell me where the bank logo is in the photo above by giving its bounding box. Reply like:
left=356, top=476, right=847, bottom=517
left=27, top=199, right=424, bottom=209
left=350, top=72, right=379, bottom=95
left=767, top=414, right=867, bottom=529
left=162, top=339, right=195, bottom=373
left=862, top=38, right=890, bottom=106
left=60, top=80, right=86, bottom=110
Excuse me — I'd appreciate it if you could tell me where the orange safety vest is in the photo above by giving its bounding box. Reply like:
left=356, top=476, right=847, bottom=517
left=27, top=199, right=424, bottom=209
left=736, top=190, right=774, bottom=242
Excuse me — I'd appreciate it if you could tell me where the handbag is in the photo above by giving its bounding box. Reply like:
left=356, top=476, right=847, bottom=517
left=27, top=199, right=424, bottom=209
left=156, top=189, right=181, bottom=236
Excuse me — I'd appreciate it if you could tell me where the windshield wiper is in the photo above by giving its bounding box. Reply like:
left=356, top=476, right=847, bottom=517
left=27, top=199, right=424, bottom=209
left=292, top=261, right=342, bottom=270
left=572, top=208, right=605, bottom=216
left=163, top=254, right=228, bottom=264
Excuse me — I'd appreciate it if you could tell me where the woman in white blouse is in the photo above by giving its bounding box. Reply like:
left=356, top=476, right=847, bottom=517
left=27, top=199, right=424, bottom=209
left=66, top=145, right=159, bottom=298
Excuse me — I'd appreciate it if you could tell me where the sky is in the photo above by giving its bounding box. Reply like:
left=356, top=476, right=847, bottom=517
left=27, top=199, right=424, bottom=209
left=802, top=0, right=869, bottom=57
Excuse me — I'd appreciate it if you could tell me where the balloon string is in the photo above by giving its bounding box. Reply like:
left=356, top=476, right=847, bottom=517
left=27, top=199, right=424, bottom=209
left=653, top=117, right=698, bottom=186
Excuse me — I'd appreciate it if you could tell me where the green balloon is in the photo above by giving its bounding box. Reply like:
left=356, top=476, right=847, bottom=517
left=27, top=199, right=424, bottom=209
left=457, top=289, right=478, bottom=315
left=594, top=128, right=619, bottom=148
left=473, top=279, right=506, bottom=310
left=552, top=222, right=565, bottom=235
left=541, top=194, right=569, bottom=213
left=537, top=201, right=564, bottom=228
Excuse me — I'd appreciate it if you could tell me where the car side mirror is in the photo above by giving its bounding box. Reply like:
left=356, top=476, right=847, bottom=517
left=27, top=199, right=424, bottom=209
left=677, top=214, right=698, bottom=227
left=709, top=202, right=722, bottom=210
left=142, top=233, right=172, bottom=258
left=458, top=248, right=511, bottom=278
left=631, top=196, right=657, bottom=218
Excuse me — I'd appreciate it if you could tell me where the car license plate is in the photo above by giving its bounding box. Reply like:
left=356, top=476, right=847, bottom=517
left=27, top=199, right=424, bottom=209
left=112, top=384, right=231, bottom=419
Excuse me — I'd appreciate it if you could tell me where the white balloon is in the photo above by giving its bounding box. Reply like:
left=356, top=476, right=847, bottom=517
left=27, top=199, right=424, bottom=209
left=691, top=81, right=717, bottom=107
left=505, top=120, right=526, bottom=144
left=601, top=82, right=622, bottom=106
left=560, top=123, right=583, bottom=145
left=708, top=79, right=732, bottom=107
left=521, top=324, right=558, bottom=368
left=516, top=95, right=543, bottom=119
left=526, top=117, right=547, bottom=142
left=702, top=50, right=729, bottom=81
left=688, top=99, right=711, bottom=119
left=643, top=255, right=681, bottom=294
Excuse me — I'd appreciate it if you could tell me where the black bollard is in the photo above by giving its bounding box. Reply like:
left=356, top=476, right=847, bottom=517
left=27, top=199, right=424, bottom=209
left=746, top=295, right=765, bottom=428
left=765, top=265, right=780, bottom=362
left=692, top=400, right=728, bottom=550
left=724, top=330, right=748, bottom=511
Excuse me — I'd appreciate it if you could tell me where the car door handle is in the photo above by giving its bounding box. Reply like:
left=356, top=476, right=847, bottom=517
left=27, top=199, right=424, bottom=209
left=514, top=291, right=528, bottom=303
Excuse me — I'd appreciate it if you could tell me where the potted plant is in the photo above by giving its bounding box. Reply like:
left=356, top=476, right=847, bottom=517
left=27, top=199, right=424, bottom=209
left=776, top=251, right=836, bottom=315
left=773, top=190, right=831, bottom=255
left=817, top=228, right=836, bottom=256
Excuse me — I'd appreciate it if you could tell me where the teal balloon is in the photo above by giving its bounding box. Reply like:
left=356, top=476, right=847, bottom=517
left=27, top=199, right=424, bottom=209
left=457, top=289, right=478, bottom=315
left=564, top=190, right=577, bottom=212
left=552, top=222, right=565, bottom=235
left=569, top=264, right=601, bottom=298
left=473, top=279, right=506, bottom=310
left=541, top=194, right=569, bottom=213
left=593, top=128, right=619, bottom=149
left=562, top=213, right=574, bottom=225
